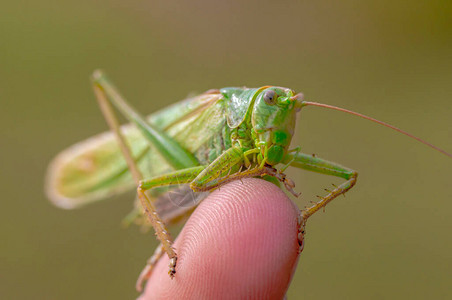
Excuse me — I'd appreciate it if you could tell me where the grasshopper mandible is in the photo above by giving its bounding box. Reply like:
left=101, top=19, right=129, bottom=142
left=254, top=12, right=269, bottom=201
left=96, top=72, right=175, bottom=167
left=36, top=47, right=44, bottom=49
left=45, top=70, right=452, bottom=291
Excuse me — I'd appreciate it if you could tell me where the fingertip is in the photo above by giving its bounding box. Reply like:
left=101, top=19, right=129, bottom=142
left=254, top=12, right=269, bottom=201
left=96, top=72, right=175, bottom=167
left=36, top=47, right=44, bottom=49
left=141, top=178, right=300, bottom=299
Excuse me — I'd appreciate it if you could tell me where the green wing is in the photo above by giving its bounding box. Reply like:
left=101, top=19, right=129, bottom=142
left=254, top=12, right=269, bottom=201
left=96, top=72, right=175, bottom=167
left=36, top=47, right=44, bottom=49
left=45, top=92, right=225, bottom=209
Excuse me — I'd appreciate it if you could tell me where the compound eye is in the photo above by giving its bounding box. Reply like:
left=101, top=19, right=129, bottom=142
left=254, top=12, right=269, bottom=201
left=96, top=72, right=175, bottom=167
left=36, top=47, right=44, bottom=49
left=263, top=90, right=277, bottom=105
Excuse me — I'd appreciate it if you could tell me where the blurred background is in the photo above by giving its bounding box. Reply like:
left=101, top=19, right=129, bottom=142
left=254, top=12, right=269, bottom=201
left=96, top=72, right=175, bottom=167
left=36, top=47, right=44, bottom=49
left=1, top=0, right=451, bottom=299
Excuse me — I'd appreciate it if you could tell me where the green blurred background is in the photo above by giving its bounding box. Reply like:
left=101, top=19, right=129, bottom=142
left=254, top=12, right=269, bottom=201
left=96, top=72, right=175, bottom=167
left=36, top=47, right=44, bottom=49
left=1, top=0, right=451, bottom=299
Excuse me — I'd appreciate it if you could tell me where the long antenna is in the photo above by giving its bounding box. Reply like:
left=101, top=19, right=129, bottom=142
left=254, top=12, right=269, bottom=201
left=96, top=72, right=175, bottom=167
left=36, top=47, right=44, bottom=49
left=302, top=101, right=452, bottom=159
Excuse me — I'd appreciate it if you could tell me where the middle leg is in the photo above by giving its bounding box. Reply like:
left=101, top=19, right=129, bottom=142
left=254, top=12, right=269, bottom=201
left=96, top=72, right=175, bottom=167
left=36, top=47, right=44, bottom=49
left=137, top=166, right=206, bottom=279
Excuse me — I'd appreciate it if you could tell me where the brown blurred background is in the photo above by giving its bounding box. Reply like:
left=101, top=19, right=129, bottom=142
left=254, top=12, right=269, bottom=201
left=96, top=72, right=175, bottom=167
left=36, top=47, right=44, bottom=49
left=1, top=0, right=451, bottom=299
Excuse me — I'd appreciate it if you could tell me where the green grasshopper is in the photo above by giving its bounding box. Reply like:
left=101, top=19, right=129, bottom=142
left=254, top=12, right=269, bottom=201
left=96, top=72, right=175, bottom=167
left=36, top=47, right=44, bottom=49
left=45, top=70, right=452, bottom=292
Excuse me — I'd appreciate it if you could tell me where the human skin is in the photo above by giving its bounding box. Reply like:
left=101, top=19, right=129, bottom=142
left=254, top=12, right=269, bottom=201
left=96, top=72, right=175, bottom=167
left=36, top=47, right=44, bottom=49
left=139, top=178, right=301, bottom=299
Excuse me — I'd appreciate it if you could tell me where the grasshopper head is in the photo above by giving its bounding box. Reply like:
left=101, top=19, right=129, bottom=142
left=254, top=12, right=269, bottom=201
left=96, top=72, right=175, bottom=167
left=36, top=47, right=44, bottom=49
left=252, top=87, right=304, bottom=165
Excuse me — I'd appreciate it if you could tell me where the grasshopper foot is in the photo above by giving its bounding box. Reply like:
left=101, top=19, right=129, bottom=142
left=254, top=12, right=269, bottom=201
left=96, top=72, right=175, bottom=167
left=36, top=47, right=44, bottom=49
left=297, top=213, right=306, bottom=253
left=135, top=255, right=177, bottom=292
left=169, top=256, right=177, bottom=279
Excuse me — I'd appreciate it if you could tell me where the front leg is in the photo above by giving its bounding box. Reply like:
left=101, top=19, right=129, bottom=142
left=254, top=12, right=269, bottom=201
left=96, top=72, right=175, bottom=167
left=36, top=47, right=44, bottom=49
left=282, top=152, right=358, bottom=250
left=283, top=152, right=358, bottom=219
left=190, top=146, right=280, bottom=192
left=190, top=147, right=245, bottom=192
